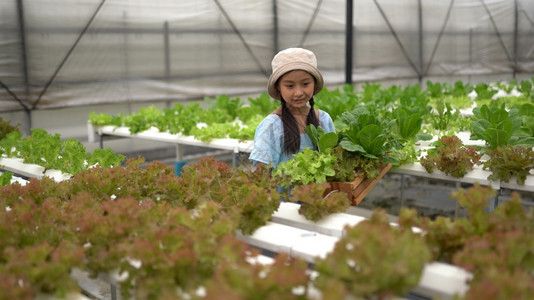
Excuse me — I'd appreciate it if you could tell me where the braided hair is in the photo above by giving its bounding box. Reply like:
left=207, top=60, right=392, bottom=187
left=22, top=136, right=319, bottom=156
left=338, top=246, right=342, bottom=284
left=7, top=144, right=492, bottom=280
left=280, top=97, right=319, bottom=154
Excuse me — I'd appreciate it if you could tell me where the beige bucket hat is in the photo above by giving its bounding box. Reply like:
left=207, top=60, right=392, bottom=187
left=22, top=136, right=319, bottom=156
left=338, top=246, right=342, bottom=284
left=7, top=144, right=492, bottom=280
left=267, top=47, right=324, bottom=100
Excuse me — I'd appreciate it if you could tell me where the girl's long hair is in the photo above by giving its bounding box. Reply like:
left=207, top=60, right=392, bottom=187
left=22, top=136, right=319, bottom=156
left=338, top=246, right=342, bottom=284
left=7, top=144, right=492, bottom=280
left=280, top=97, right=319, bottom=154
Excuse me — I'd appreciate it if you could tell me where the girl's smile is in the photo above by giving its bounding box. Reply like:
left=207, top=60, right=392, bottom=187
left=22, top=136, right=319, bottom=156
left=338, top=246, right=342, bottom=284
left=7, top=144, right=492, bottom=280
left=277, top=70, right=316, bottom=113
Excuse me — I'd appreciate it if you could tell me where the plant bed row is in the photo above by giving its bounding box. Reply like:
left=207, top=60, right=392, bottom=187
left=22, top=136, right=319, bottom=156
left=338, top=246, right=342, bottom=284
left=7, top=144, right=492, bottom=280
left=87, top=78, right=534, bottom=192
left=2, top=157, right=532, bottom=299
left=0, top=118, right=125, bottom=179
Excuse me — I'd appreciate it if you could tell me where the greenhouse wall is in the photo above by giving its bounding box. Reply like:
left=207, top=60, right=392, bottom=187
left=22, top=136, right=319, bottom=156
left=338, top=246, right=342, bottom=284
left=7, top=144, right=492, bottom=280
left=0, top=0, right=533, bottom=137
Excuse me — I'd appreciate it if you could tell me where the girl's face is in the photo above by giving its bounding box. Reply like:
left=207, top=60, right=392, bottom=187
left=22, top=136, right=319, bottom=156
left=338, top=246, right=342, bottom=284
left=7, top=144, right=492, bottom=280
left=277, top=70, right=315, bottom=110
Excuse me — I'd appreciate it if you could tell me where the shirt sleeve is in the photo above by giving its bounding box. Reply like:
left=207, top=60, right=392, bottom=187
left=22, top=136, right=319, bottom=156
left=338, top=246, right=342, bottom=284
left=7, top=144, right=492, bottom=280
left=249, top=114, right=283, bottom=166
left=318, top=110, right=336, bottom=133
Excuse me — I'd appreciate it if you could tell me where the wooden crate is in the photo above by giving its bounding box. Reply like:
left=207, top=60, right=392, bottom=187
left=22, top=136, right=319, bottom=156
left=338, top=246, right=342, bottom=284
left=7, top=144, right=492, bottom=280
left=325, top=163, right=392, bottom=206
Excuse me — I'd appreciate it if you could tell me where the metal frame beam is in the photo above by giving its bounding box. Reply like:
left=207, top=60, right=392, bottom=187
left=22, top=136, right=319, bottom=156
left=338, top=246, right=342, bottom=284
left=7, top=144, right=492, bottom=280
left=299, top=0, right=324, bottom=47
left=372, top=0, right=421, bottom=79
left=213, top=0, right=269, bottom=78
left=0, top=81, right=28, bottom=112
left=31, top=0, right=106, bottom=110
left=518, top=3, right=534, bottom=61
left=519, top=4, right=534, bottom=27
left=480, top=0, right=513, bottom=63
left=424, top=0, right=455, bottom=75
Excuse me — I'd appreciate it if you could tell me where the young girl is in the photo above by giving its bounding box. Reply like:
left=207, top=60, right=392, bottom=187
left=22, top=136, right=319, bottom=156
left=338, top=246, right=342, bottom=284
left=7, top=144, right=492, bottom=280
left=249, top=47, right=335, bottom=168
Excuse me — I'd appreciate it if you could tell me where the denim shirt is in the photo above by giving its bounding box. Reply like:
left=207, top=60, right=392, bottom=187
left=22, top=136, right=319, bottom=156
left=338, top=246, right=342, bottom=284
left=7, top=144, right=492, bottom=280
left=249, top=110, right=336, bottom=168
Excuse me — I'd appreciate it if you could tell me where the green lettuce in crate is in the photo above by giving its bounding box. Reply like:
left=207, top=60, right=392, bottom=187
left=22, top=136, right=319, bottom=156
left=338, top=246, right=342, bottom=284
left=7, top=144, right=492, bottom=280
left=272, top=126, right=352, bottom=220
left=337, top=107, right=388, bottom=159
left=272, top=148, right=337, bottom=188
left=335, top=106, right=399, bottom=178
left=272, top=124, right=338, bottom=188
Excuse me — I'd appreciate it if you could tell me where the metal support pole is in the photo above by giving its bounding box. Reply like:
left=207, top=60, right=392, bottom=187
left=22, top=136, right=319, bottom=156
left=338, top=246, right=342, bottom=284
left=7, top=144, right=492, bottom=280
left=345, top=0, right=353, bottom=85
left=424, top=0, right=455, bottom=76
left=417, top=0, right=423, bottom=84
left=16, top=0, right=31, bottom=134
left=122, top=10, right=132, bottom=105
left=272, top=0, right=279, bottom=55
left=213, top=0, right=269, bottom=77
left=23, top=110, right=31, bottom=136
left=164, top=21, right=172, bottom=109
left=372, top=0, right=420, bottom=79
left=469, top=29, right=473, bottom=63
left=468, top=28, right=473, bottom=83
left=513, top=0, right=519, bottom=78
left=454, top=182, right=460, bottom=219
left=480, top=0, right=512, bottom=63
left=233, top=149, right=239, bottom=168
left=110, top=283, right=117, bottom=300
left=176, top=144, right=183, bottom=162
left=32, top=0, right=106, bottom=110
left=164, top=21, right=170, bottom=78
left=400, top=174, right=405, bottom=208
left=492, top=188, right=501, bottom=212
left=174, top=144, right=186, bottom=176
